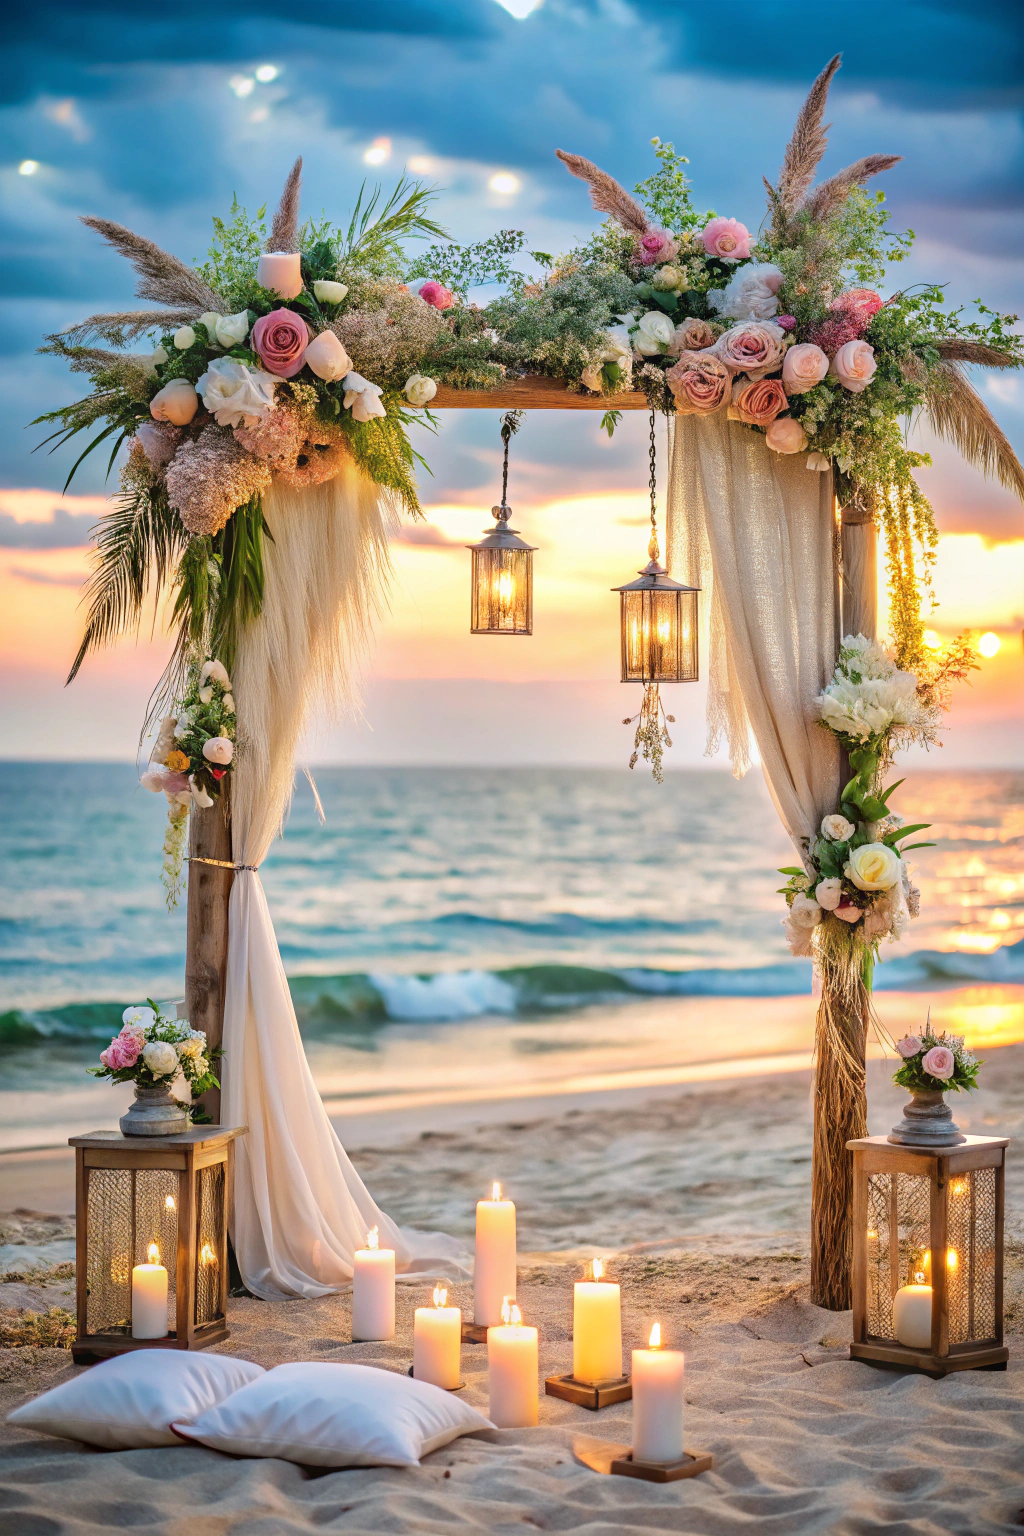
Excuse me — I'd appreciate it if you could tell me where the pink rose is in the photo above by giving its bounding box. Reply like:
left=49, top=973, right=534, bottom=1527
left=160, top=770, right=190, bottom=794
left=701, top=217, right=752, bottom=262
left=637, top=229, right=678, bottom=266
left=666, top=351, right=730, bottom=416
left=831, top=339, right=877, bottom=394
left=782, top=342, right=830, bottom=395
left=669, top=317, right=720, bottom=354
left=834, top=902, right=863, bottom=924
left=776, top=314, right=797, bottom=331
left=713, top=320, right=786, bottom=380
left=831, top=288, right=883, bottom=330
left=922, top=1045, right=955, bottom=1080
left=897, top=1035, right=922, bottom=1059
left=115, top=1034, right=142, bottom=1067
left=250, top=308, right=311, bottom=379
left=765, top=416, right=808, bottom=454
left=418, top=280, right=455, bottom=310
left=101, top=1037, right=138, bottom=1070
left=728, top=376, right=788, bottom=427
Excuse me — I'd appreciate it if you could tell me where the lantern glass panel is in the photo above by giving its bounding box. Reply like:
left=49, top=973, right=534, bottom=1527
left=471, top=546, right=533, bottom=635
left=619, top=587, right=698, bottom=683
left=86, top=1167, right=178, bottom=1336
left=196, top=1162, right=226, bottom=1326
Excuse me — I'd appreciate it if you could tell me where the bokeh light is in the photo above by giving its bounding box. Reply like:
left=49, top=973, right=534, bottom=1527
left=229, top=75, right=255, bottom=98
left=488, top=172, right=520, bottom=195
left=922, top=628, right=942, bottom=650
left=978, top=631, right=1001, bottom=658
left=18, top=160, right=39, bottom=175
left=408, top=155, right=433, bottom=175
left=255, top=64, right=279, bottom=83
left=364, top=137, right=391, bottom=166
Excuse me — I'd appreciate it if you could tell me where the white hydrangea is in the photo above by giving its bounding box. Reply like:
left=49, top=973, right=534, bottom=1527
left=709, top=262, right=784, bottom=321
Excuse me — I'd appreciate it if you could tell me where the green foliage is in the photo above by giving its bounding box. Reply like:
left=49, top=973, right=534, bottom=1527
left=600, top=409, right=622, bottom=438
left=334, top=394, right=425, bottom=516
left=634, top=138, right=702, bottom=232
left=332, top=178, right=448, bottom=281
left=197, top=196, right=267, bottom=307
left=892, top=1033, right=981, bottom=1094
left=406, top=229, right=543, bottom=295
left=486, top=265, right=636, bottom=382
left=0, top=1306, right=77, bottom=1349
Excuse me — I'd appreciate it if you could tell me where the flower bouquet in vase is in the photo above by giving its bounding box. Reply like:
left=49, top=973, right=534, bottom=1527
left=888, top=1025, right=980, bottom=1146
left=91, top=1002, right=222, bottom=1137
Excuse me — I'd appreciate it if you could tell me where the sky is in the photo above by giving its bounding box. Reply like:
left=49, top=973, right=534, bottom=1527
left=1, top=0, right=1022, bottom=766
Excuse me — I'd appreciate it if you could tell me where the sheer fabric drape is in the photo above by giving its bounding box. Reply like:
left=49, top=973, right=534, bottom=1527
left=222, top=464, right=470, bottom=1299
left=665, top=413, right=840, bottom=852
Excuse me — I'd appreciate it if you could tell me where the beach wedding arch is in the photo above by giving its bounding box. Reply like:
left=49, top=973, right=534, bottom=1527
left=45, top=54, right=1023, bottom=1309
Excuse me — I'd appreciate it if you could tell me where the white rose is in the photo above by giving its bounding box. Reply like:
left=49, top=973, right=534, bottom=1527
left=342, top=371, right=387, bottom=422
left=173, top=712, right=191, bottom=738
left=404, top=374, right=438, bottom=406
left=304, top=331, right=353, bottom=382
left=123, top=1005, right=156, bottom=1029
left=198, top=686, right=214, bottom=704
left=142, top=1041, right=179, bottom=1078
left=200, top=659, right=231, bottom=689
left=189, top=775, right=214, bottom=809
left=173, top=326, right=196, bottom=350
left=633, top=311, right=675, bottom=356
left=709, top=262, right=784, bottom=322
left=140, top=767, right=169, bottom=793
left=651, top=265, right=683, bottom=292
left=845, top=842, right=903, bottom=893
left=198, top=312, right=223, bottom=342
left=815, top=877, right=843, bottom=911
left=215, top=309, right=251, bottom=348
left=223, top=694, right=235, bottom=714
left=202, top=736, right=234, bottom=765
left=197, top=357, right=279, bottom=429
left=313, top=280, right=349, bottom=304
left=806, top=452, right=830, bottom=471
left=789, top=892, right=822, bottom=928
left=821, top=814, right=856, bottom=843
left=150, top=378, right=199, bottom=426
left=784, top=915, right=815, bottom=958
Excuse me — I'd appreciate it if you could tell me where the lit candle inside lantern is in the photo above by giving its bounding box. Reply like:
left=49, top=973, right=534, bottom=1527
left=474, top=1182, right=516, bottom=1326
left=255, top=251, right=304, bottom=300
left=487, top=1299, right=538, bottom=1428
left=414, top=1283, right=462, bottom=1390
left=165, top=1195, right=176, bottom=1211
left=132, top=1242, right=169, bottom=1339
left=199, top=1242, right=218, bottom=1269
left=893, top=1269, right=933, bottom=1349
left=631, top=1323, right=685, bottom=1464
left=352, top=1225, right=395, bottom=1341
left=573, top=1258, right=622, bottom=1384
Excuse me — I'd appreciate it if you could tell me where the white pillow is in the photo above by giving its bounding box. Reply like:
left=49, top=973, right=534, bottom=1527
left=173, top=1361, right=494, bottom=1467
left=7, top=1349, right=265, bottom=1450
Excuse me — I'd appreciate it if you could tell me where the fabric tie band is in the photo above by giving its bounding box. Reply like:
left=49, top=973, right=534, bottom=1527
left=185, top=856, right=258, bottom=871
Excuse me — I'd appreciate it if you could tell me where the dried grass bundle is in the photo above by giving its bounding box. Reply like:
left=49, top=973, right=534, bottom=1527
left=80, top=216, right=225, bottom=314
left=50, top=310, right=200, bottom=348
left=802, top=154, right=902, bottom=223
left=267, top=157, right=303, bottom=253
left=923, top=360, right=1024, bottom=501
left=932, top=338, right=1021, bottom=367
left=555, top=149, right=649, bottom=235
left=774, top=53, right=842, bottom=219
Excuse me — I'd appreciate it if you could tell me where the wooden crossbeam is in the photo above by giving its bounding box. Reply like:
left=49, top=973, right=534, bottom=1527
left=430, top=376, right=649, bottom=410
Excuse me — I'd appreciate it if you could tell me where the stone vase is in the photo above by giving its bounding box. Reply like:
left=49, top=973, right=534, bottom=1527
left=887, top=1087, right=965, bottom=1147
left=119, top=1082, right=189, bottom=1137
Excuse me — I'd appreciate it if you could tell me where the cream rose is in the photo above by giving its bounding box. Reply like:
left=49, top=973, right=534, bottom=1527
left=142, top=1041, right=179, bottom=1078
left=669, top=317, right=719, bottom=354
left=202, top=736, right=234, bottom=765
left=404, top=374, right=438, bottom=406
left=304, top=331, right=353, bottom=382
left=150, top=378, right=199, bottom=426
left=821, top=813, right=856, bottom=842
left=215, top=310, right=252, bottom=348
left=789, top=892, right=822, bottom=928
left=341, top=371, right=386, bottom=422
left=815, top=877, right=843, bottom=911
left=831, top=339, right=877, bottom=393
left=782, top=343, right=829, bottom=395
left=651, top=265, right=684, bottom=292
left=313, top=280, right=349, bottom=304
left=709, top=262, right=784, bottom=321
left=200, top=658, right=231, bottom=688
left=765, top=417, right=808, bottom=454
left=173, top=325, right=196, bottom=350
left=198, top=312, right=222, bottom=341
left=845, top=842, right=903, bottom=892
left=633, top=311, right=675, bottom=356
left=197, top=358, right=279, bottom=429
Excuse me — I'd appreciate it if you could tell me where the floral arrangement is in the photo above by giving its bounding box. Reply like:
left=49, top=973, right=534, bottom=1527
left=140, top=657, right=236, bottom=904
left=778, top=633, right=971, bottom=969
left=90, top=1002, right=221, bottom=1120
left=892, top=1028, right=980, bottom=1095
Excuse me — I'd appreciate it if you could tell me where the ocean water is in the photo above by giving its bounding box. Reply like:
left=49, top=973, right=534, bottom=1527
left=1, top=763, right=1022, bottom=1146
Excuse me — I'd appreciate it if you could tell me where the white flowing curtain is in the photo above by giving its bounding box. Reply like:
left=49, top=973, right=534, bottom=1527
left=223, top=462, right=469, bottom=1299
left=666, top=413, right=840, bottom=852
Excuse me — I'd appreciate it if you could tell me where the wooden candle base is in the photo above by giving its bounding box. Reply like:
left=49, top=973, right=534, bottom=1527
left=461, top=1320, right=490, bottom=1344
left=573, top=1435, right=713, bottom=1482
left=545, top=1373, right=632, bottom=1409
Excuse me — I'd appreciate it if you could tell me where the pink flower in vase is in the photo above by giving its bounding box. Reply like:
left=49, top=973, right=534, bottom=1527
left=896, top=1035, right=922, bottom=1059
left=922, top=1045, right=955, bottom=1080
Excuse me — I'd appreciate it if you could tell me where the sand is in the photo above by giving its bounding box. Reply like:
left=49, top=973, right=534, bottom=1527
left=2, top=1047, right=1023, bottom=1534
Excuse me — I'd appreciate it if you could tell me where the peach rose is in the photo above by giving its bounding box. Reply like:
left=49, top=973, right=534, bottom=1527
left=728, top=376, right=788, bottom=427
left=782, top=342, right=829, bottom=395
left=921, top=1045, right=955, bottom=1080
left=765, top=416, right=808, bottom=454
left=713, top=320, right=786, bottom=380
left=666, top=351, right=730, bottom=415
left=669, top=316, right=719, bottom=355
left=150, top=378, right=199, bottom=426
left=701, top=217, right=752, bottom=262
left=831, top=339, right=877, bottom=393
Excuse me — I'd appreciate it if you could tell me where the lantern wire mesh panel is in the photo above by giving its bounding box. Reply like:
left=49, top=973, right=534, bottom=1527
left=948, top=1168, right=996, bottom=1343
left=866, top=1171, right=930, bottom=1340
left=86, top=1168, right=178, bottom=1336
left=195, top=1162, right=226, bottom=1326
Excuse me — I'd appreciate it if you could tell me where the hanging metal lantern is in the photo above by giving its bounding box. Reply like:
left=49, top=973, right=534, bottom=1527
left=468, top=411, right=536, bottom=636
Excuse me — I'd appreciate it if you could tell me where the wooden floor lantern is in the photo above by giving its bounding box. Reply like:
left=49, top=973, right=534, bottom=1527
left=848, top=1133, right=1008, bottom=1377
left=70, top=1125, right=244, bottom=1364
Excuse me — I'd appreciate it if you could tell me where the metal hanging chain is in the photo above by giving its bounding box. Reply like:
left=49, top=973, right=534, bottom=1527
left=499, top=409, right=524, bottom=509
left=647, top=408, right=660, bottom=563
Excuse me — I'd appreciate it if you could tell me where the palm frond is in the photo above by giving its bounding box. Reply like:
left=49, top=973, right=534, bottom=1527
left=80, top=216, right=225, bottom=313
left=48, top=310, right=199, bottom=349
left=67, top=484, right=189, bottom=683
left=802, top=154, right=902, bottom=223
left=267, top=157, right=303, bottom=252
left=555, top=150, right=649, bottom=235
left=774, top=54, right=841, bottom=223
left=338, top=177, right=448, bottom=272
left=922, top=360, right=1024, bottom=502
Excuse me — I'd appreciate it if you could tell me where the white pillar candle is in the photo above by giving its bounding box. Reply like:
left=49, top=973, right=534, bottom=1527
left=474, top=1182, right=516, bottom=1326
left=893, top=1282, right=933, bottom=1349
left=631, top=1324, right=685, bottom=1464
left=573, top=1259, right=622, bottom=1383
left=131, top=1243, right=168, bottom=1339
left=352, top=1226, right=395, bottom=1341
left=256, top=251, right=304, bottom=300
left=414, top=1284, right=462, bottom=1390
left=487, top=1301, right=538, bottom=1428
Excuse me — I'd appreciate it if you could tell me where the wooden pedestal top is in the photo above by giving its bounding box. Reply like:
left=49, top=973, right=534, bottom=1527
left=846, top=1134, right=1009, bottom=1154
left=69, top=1126, right=247, bottom=1151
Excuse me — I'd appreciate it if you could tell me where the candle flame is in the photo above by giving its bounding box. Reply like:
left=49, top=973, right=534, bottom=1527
left=501, top=1295, right=521, bottom=1325
left=491, top=1181, right=502, bottom=1201
left=433, top=1284, right=448, bottom=1308
left=147, top=1242, right=160, bottom=1265
left=366, top=1225, right=379, bottom=1251
left=648, top=1322, right=661, bottom=1349
left=165, top=1195, right=176, bottom=1211
left=947, top=1248, right=959, bottom=1272
left=591, top=1258, right=604, bottom=1281
left=914, top=1271, right=926, bottom=1285
left=200, top=1242, right=217, bottom=1267
left=950, top=1177, right=969, bottom=1198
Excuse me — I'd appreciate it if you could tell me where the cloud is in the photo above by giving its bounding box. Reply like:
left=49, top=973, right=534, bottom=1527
left=393, top=524, right=464, bottom=548
left=0, top=507, right=96, bottom=547
left=9, top=564, right=84, bottom=585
